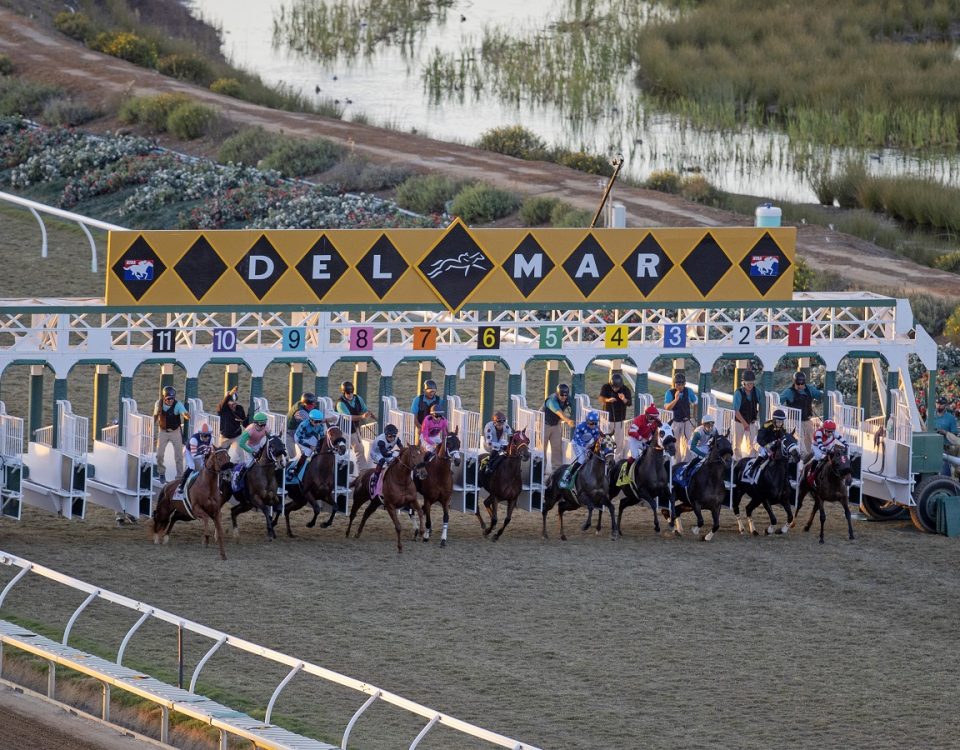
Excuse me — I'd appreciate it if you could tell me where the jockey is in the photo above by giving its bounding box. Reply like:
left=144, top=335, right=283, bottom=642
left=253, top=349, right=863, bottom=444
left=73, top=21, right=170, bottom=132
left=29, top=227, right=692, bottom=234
left=288, top=408, right=327, bottom=480
left=371, top=423, right=403, bottom=480
left=483, top=410, right=513, bottom=473
left=560, top=410, right=601, bottom=487
left=420, top=404, right=448, bottom=461
left=627, top=405, right=662, bottom=462
left=757, top=408, right=788, bottom=458
left=812, top=419, right=847, bottom=461
left=173, top=423, right=213, bottom=500
left=689, top=415, right=716, bottom=459
left=237, top=412, right=270, bottom=469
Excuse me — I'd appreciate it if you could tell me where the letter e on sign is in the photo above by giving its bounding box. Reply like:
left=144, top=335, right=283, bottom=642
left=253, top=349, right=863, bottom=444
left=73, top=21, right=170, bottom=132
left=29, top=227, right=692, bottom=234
left=787, top=322, right=812, bottom=347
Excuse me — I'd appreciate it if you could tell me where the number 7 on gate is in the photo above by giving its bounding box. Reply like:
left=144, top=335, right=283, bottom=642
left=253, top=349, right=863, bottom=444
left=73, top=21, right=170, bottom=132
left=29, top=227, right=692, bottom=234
left=413, top=326, right=437, bottom=350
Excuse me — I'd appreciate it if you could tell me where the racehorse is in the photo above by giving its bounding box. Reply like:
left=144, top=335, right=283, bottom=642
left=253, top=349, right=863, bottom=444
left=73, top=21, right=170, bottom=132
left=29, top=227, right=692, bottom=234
left=797, top=442, right=854, bottom=543
left=731, top=434, right=800, bottom=536
left=604, top=423, right=676, bottom=536
left=669, top=432, right=734, bottom=541
left=475, top=429, right=531, bottom=541
left=229, top=435, right=286, bottom=541
left=416, top=430, right=462, bottom=547
left=278, top=427, right=347, bottom=536
left=152, top=447, right=231, bottom=560
left=541, top=432, right=617, bottom=541
left=345, top=444, right=427, bottom=553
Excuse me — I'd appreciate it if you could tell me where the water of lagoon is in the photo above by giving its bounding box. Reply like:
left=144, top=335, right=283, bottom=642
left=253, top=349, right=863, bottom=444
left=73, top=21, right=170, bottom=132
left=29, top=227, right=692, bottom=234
left=185, top=0, right=960, bottom=203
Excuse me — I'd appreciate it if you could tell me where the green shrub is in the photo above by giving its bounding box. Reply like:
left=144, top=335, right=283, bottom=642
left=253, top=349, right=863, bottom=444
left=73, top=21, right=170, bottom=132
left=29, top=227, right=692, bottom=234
left=549, top=201, right=591, bottom=227
left=909, top=293, right=956, bottom=337
left=520, top=196, right=560, bottom=225
left=679, top=174, right=721, bottom=205
left=166, top=102, right=217, bottom=140
left=41, top=97, right=101, bottom=127
left=217, top=126, right=282, bottom=166
left=644, top=169, right=681, bottom=194
left=476, top=125, right=547, bottom=159
left=449, top=183, right=520, bottom=223
left=53, top=11, right=95, bottom=42
left=322, top=154, right=411, bottom=192
left=552, top=149, right=614, bottom=176
left=792, top=257, right=846, bottom=292
left=210, top=78, right=245, bottom=98
left=259, top=137, right=343, bottom=177
left=395, top=174, right=468, bottom=214
left=946, top=305, right=960, bottom=344
left=933, top=251, right=960, bottom=274
left=157, top=54, right=214, bottom=85
left=119, top=93, right=190, bottom=132
left=91, top=31, right=158, bottom=68
left=0, top=54, right=12, bottom=76
left=0, top=78, right=62, bottom=117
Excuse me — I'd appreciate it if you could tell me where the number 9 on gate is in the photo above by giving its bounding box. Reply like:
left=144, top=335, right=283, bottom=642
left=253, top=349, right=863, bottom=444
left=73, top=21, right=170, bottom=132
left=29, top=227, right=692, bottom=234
left=283, top=327, right=306, bottom=351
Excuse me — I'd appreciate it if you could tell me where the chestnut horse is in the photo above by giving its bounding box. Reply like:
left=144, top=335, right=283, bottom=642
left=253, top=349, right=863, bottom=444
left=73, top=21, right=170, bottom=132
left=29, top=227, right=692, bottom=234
left=475, top=429, right=530, bottom=541
left=279, top=427, right=348, bottom=536
left=152, top=447, right=231, bottom=560
left=416, top=430, right=462, bottom=547
left=345, top=444, right=427, bottom=553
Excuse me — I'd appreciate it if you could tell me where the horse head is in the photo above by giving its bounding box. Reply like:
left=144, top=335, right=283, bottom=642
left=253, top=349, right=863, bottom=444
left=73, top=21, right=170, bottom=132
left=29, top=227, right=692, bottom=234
left=508, top=429, right=531, bottom=461
left=444, top=429, right=462, bottom=466
left=830, top=442, right=853, bottom=485
left=326, top=426, right=348, bottom=456
left=400, top=444, right=428, bottom=481
left=658, top=423, right=677, bottom=457
left=707, top=432, right=734, bottom=462
left=267, top=435, right=287, bottom=466
left=205, top=446, right=231, bottom=472
left=778, top=434, right=801, bottom=462
left=598, top=432, right=618, bottom=463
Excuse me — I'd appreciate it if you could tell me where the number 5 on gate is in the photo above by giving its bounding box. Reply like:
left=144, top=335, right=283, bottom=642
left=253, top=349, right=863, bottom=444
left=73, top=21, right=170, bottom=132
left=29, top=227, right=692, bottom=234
left=413, top=326, right=437, bottom=350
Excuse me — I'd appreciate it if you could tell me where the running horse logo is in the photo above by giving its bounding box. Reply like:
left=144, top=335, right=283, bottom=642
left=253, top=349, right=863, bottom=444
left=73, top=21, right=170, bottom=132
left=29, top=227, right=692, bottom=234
left=749, top=255, right=779, bottom=277
left=123, top=259, right=154, bottom=280
left=425, top=251, right=487, bottom=279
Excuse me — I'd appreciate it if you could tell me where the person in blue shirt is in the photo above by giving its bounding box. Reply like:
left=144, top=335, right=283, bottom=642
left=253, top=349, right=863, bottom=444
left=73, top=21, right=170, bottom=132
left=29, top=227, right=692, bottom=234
left=337, top=380, right=374, bottom=471
left=559, top=410, right=601, bottom=488
left=779, top=371, right=823, bottom=455
left=287, top=408, right=328, bottom=481
left=665, top=371, right=698, bottom=462
left=543, top=383, right=575, bottom=472
left=153, top=386, right=190, bottom=481
left=411, top=379, right=444, bottom=439
left=931, top=395, right=959, bottom=476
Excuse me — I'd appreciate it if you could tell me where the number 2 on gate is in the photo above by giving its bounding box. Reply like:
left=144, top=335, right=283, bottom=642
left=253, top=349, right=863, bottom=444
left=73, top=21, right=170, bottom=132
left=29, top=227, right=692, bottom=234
left=413, top=326, right=437, bottom=350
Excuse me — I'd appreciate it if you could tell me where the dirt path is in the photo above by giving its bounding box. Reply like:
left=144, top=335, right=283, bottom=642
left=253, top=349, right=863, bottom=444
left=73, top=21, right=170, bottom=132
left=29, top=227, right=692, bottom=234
left=1, top=7, right=958, bottom=299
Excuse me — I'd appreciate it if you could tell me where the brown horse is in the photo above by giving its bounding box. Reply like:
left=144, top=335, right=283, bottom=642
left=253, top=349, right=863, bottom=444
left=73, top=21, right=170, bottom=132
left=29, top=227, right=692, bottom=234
left=152, top=447, right=231, bottom=560
left=229, top=435, right=286, bottom=541
left=797, top=442, right=854, bottom=543
left=475, top=429, right=531, bottom=540
left=416, top=430, right=462, bottom=547
left=345, top=444, right=427, bottom=553
left=279, top=427, right=347, bottom=536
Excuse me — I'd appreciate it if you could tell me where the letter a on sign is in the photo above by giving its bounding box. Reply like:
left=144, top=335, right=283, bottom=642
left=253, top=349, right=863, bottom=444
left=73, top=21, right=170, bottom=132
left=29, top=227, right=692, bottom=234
left=787, top=322, right=812, bottom=346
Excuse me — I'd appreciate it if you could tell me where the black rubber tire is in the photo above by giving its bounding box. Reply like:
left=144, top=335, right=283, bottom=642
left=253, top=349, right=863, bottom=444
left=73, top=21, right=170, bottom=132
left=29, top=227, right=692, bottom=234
left=860, top=493, right=907, bottom=521
left=909, top=475, right=960, bottom=533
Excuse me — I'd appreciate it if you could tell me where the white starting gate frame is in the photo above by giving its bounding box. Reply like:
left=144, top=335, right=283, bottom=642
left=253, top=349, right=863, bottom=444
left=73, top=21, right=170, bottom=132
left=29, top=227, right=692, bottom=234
left=187, top=397, right=221, bottom=445
left=447, top=395, right=482, bottom=512
left=22, top=401, right=88, bottom=519
left=87, top=397, right=154, bottom=520
left=0, top=402, right=24, bottom=520
left=510, top=395, right=545, bottom=511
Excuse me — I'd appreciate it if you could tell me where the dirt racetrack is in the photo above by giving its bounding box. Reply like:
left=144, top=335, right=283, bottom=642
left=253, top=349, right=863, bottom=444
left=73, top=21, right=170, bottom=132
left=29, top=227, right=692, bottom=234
left=1, top=499, right=959, bottom=750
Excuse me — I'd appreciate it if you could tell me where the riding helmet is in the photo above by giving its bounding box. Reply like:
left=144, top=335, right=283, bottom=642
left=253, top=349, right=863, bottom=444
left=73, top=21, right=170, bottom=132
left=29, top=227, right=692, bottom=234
left=556, top=383, right=570, bottom=397
left=793, top=371, right=806, bottom=385
left=701, top=415, right=715, bottom=425
left=253, top=411, right=268, bottom=425
left=822, top=419, right=837, bottom=432
left=301, top=391, right=316, bottom=404
left=936, top=395, right=948, bottom=405
left=423, top=379, right=437, bottom=392
left=494, top=410, right=506, bottom=422
left=385, top=424, right=398, bottom=437
left=199, top=423, right=210, bottom=435
left=586, top=410, right=599, bottom=423
left=645, top=405, right=660, bottom=417
left=162, top=386, right=176, bottom=399
left=340, top=380, right=354, bottom=393
left=772, top=408, right=786, bottom=421
left=430, top=404, right=444, bottom=415
left=308, top=408, right=324, bottom=421
left=610, top=372, right=623, bottom=386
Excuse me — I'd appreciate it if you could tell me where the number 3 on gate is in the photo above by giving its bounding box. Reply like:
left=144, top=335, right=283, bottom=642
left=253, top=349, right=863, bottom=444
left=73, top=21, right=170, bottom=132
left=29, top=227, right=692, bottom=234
left=663, top=324, right=686, bottom=348
left=283, top=327, right=306, bottom=351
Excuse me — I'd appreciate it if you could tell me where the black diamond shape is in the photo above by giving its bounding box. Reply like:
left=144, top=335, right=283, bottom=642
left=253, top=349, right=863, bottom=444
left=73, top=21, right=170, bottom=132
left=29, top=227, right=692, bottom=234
left=234, top=235, right=288, bottom=300
left=622, top=233, right=674, bottom=297
left=111, top=235, right=166, bottom=301
left=296, top=234, right=348, bottom=300
left=739, top=232, right=792, bottom=295
left=680, top=233, right=732, bottom=296
left=174, top=235, right=227, bottom=300
left=356, top=234, right=407, bottom=298
left=505, top=233, right=554, bottom=297
left=418, top=222, right=492, bottom=312
left=561, top=233, right=613, bottom=297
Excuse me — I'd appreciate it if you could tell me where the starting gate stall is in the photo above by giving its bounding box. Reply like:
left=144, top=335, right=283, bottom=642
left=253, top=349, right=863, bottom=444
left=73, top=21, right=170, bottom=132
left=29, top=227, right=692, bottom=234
left=510, top=394, right=545, bottom=511
left=187, top=397, right=221, bottom=444
left=0, top=403, right=24, bottom=520
left=22, top=401, right=88, bottom=520
left=317, top=396, right=353, bottom=512
left=252, top=396, right=288, bottom=498
left=87, top=397, right=154, bottom=521
left=765, top=392, right=801, bottom=436
left=447, top=395, right=482, bottom=512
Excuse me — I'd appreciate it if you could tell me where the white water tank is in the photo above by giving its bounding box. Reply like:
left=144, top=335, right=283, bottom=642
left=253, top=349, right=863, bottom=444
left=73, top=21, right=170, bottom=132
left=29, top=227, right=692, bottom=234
left=755, top=203, right=782, bottom=228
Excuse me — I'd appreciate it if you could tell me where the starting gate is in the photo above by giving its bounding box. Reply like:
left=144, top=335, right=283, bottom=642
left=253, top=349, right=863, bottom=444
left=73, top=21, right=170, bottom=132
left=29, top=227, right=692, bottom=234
left=22, top=401, right=88, bottom=519
left=87, top=398, right=154, bottom=520
left=187, top=397, right=221, bottom=445
left=510, top=395, right=545, bottom=511
left=0, top=403, right=24, bottom=520
left=447, top=395, right=481, bottom=512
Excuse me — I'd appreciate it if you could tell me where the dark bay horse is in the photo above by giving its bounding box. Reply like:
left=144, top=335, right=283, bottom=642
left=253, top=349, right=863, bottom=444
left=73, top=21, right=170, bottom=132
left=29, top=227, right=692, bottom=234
left=797, top=442, right=854, bottom=543
left=605, top=423, right=676, bottom=536
left=670, top=432, right=733, bottom=541
left=346, top=444, right=427, bottom=553
left=542, top=433, right=617, bottom=541
left=416, top=430, right=462, bottom=547
left=279, top=427, right=347, bottom=536
left=732, top=434, right=800, bottom=536
left=475, top=429, right=530, bottom=541
left=229, top=435, right=286, bottom=541
left=152, top=447, right=231, bottom=560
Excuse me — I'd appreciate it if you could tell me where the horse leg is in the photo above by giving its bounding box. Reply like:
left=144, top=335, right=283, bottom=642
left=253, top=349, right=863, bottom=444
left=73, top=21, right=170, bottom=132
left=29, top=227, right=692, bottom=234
left=440, top=502, right=450, bottom=547
left=781, top=499, right=794, bottom=534
left=645, top=496, right=660, bottom=535
left=595, top=505, right=603, bottom=534
left=803, top=497, right=818, bottom=533
left=733, top=488, right=746, bottom=535
left=284, top=497, right=302, bottom=538
left=201, top=516, right=211, bottom=547
left=691, top=501, right=705, bottom=538
left=743, top=495, right=760, bottom=536
left=704, top=503, right=720, bottom=542
left=384, top=503, right=404, bottom=553
left=212, top=509, right=227, bottom=561
left=581, top=501, right=594, bottom=533
left=423, top=499, right=432, bottom=543
left=319, top=498, right=337, bottom=529
left=818, top=500, right=827, bottom=544
left=230, top=503, right=242, bottom=539
left=355, top=498, right=380, bottom=539
left=261, top=503, right=276, bottom=541
left=604, top=499, right=618, bottom=540
left=842, top=496, right=855, bottom=541
left=494, top=498, right=516, bottom=540
left=414, top=501, right=427, bottom=544
left=483, top=495, right=497, bottom=537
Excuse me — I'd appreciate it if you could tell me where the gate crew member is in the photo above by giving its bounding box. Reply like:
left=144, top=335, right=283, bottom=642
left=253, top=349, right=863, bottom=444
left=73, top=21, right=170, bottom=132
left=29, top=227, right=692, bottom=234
left=929, top=395, right=958, bottom=476
left=154, top=386, right=189, bottom=481
left=173, top=423, right=213, bottom=500
left=483, top=410, right=513, bottom=473
left=600, top=372, right=633, bottom=461
left=336, top=380, right=373, bottom=471
left=287, top=392, right=317, bottom=457
left=732, top=370, right=761, bottom=459
left=780, top=371, right=822, bottom=454
left=217, top=386, right=247, bottom=460
left=411, top=379, right=444, bottom=441
left=543, top=383, right=575, bottom=472
left=665, top=372, right=697, bottom=462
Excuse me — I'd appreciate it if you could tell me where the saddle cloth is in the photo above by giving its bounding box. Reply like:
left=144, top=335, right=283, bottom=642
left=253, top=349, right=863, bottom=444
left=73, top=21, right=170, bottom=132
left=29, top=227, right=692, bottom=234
left=616, top=460, right=632, bottom=487
left=672, top=458, right=704, bottom=488
left=231, top=464, right=245, bottom=494
left=178, top=472, right=198, bottom=519
left=742, top=457, right=767, bottom=485
left=368, top=470, right=385, bottom=499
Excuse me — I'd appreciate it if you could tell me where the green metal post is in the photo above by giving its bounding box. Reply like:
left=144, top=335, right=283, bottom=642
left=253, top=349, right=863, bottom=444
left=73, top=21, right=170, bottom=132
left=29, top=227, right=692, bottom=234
left=249, top=375, right=264, bottom=415
left=760, top=370, right=774, bottom=422
left=634, top=371, right=649, bottom=398
left=288, top=363, right=304, bottom=412
left=823, top=370, right=837, bottom=420
left=314, top=375, right=329, bottom=402
left=480, top=361, right=496, bottom=425
left=184, top=377, right=198, bottom=439
left=571, top=372, right=585, bottom=399
left=507, top=372, right=522, bottom=423
left=857, top=360, right=872, bottom=418
left=444, top=373, right=457, bottom=399
left=52, top=377, right=68, bottom=447
left=93, top=365, right=111, bottom=442
left=224, top=364, right=239, bottom=394
left=354, top=362, right=369, bottom=403
left=926, top=368, right=938, bottom=428
left=28, top=365, right=44, bottom=443
left=697, top=371, right=711, bottom=421
left=885, top=369, right=899, bottom=419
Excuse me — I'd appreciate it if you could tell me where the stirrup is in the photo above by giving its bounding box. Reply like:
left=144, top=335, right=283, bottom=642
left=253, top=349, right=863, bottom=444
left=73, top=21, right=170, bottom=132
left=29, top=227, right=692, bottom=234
left=173, top=488, right=185, bottom=500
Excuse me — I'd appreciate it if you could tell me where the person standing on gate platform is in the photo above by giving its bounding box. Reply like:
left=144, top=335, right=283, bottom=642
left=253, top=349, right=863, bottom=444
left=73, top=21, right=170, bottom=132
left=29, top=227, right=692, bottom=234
left=217, top=386, right=247, bottom=460
left=286, top=392, right=316, bottom=457
left=336, top=380, right=373, bottom=471
left=173, top=423, right=213, bottom=500
left=732, top=370, right=761, bottom=459
left=665, top=372, right=697, bottom=462
left=930, top=395, right=959, bottom=476
left=543, top=383, right=575, bottom=472
left=780, top=371, right=822, bottom=454
left=411, top=379, right=444, bottom=441
left=154, top=386, right=189, bottom=481
left=600, top=373, right=632, bottom=461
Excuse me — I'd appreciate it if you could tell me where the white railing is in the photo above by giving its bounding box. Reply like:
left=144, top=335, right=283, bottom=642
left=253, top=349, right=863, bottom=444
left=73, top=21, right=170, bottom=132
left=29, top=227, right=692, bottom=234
left=33, top=425, right=53, bottom=447
left=0, top=190, right=126, bottom=274
left=889, top=388, right=912, bottom=447
left=382, top=396, right=415, bottom=445
left=0, top=402, right=24, bottom=458
left=122, top=397, right=155, bottom=457
left=511, top=395, right=545, bottom=458
left=828, top=390, right=865, bottom=452
left=574, top=393, right=609, bottom=432
left=252, top=397, right=287, bottom=438
left=56, top=400, right=88, bottom=457
left=0, top=551, right=541, bottom=750
left=765, top=392, right=801, bottom=436
left=187, top=397, right=221, bottom=445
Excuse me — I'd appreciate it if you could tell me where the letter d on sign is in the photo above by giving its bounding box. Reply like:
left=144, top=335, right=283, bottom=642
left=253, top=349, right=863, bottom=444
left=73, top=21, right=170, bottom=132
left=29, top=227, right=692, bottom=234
left=248, top=255, right=274, bottom=280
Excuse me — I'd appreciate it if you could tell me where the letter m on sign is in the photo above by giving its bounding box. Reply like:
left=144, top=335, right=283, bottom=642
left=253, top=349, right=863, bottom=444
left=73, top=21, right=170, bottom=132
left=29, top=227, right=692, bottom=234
left=787, top=322, right=812, bottom=347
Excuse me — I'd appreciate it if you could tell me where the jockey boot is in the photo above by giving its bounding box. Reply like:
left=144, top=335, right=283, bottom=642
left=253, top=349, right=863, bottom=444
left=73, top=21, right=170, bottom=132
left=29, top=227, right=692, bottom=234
left=173, top=469, right=190, bottom=500
left=559, top=463, right=575, bottom=489
left=288, top=453, right=307, bottom=480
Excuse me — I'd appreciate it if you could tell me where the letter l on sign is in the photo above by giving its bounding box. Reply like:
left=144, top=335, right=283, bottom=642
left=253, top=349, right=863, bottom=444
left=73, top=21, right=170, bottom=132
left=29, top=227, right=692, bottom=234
left=787, top=322, right=812, bottom=346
